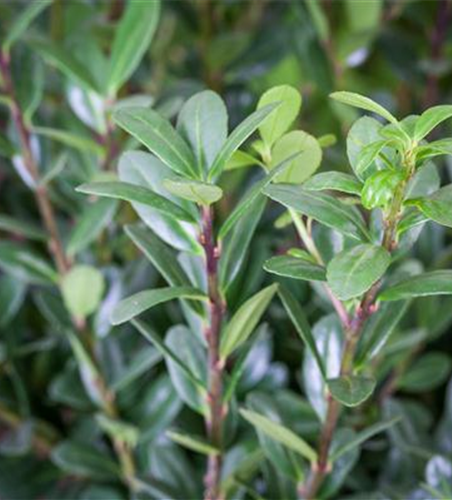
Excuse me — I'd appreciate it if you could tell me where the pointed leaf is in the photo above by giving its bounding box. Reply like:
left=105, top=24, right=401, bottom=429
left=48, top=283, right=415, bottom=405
left=303, top=172, right=363, bottom=195
left=107, top=0, right=160, bottom=94
left=414, top=105, right=452, bottom=141
left=111, top=286, right=206, bottom=325
left=327, top=375, right=376, bottom=407
left=330, top=91, right=398, bottom=125
left=257, top=85, right=302, bottom=147
left=208, top=102, right=280, bottom=180
left=220, top=284, right=278, bottom=360
left=327, top=244, right=390, bottom=301
left=113, top=107, right=197, bottom=177
left=379, top=270, right=452, bottom=301
left=264, top=255, right=326, bottom=282
left=407, top=185, right=452, bottom=228
left=77, top=181, right=195, bottom=223
left=167, top=431, right=219, bottom=456
left=240, top=408, right=317, bottom=463
left=163, top=178, right=223, bottom=205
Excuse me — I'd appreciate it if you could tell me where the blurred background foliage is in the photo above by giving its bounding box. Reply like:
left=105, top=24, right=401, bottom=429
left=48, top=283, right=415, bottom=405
left=1, top=1, right=452, bottom=499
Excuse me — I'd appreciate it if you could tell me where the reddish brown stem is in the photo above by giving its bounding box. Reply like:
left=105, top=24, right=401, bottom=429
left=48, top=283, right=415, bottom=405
left=200, top=206, right=225, bottom=500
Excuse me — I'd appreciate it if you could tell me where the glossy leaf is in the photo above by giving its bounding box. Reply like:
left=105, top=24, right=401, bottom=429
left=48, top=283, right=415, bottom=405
left=208, top=102, right=280, bottom=180
left=264, top=184, right=370, bottom=241
left=257, top=85, right=302, bottom=146
left=303, top=172, right=362, bottom=195
left=107, top=0, right=160, bottom=94
left=327, top=375, right=376, bottom=407
left=379, top=270, right=452, bottom=301
left=61, top=265, right=105, bottom=320
left=163, top=178, right=223, bottom=205
left=240, top=408, right=317, bottom=463
left=327, top=244, right=390, bottom=301
left=264, top=255, right=326, bottom=282
left=407, top=185, right=452, bottom=228
left=220, top=284, right=278, bottom=360
left=330, top=91, right=398, bottom=125
left=113, top=107, right=197, bottom=177
left=414, top=105, right=452, bottom=141
left=110, top=286, right=206, bottom=325
left=77, top=181, right=195, bottom=223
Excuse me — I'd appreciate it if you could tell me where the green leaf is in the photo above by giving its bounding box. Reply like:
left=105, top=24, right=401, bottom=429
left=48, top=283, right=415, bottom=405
left=264, top=255, right=326, bottom=282
left=32, top=127, right=103, bottom=155
left=407, top=185, right=452, bottom=228
left=397, top=353, right=451, bottom=392
left=76, top=181, right=195, bottom=223
left=3, top=0, right=52, bottom=52
left=61, top=265, right=105, bottom=319
left=111, top=287, right=206, bottom=325
left=414, top=105, right=452, bottom=141
left=163, top=178, right=223, bottom=205
left=167, top=431, right=219, bottom=456
left=67, top=199, right=118, bottom=257
left=177, top=90, right=227, bottom=174
left=326, top=244, right=390, bottom=301
left=330, top=91, right=398, bottom=125
left=362, top=170, right=404, bottom=210
left=131, top=320, right=207, bottom=392
left=0, top=241, right=58, bottom=285
left=379, top=270, right=452, bottom=301
left=257, top=85, right=302, bottom=147
left=0, top=275, right=26, bottom=327
left=224, top=150, right=262, bottom=171
left=355, top=139, right=391, bottom=177
left=219, top=151, right=300, bottom=240
left=269, top=131, right=322, bottom=184
left=0, top=214, right=46, bottom=241
left=96, top=414, right=139, bottom=447
left=107, top=0, right=160, bottom=95
left=416, top=138, right=452, bottom=162
left=240, top=408, right=317, bottom=463
left=220, top=284, right=278, bottom=360
left=208, top=102, right=280, bottom=181
left=330, top=417, right=400, bottom=462
left=303, top=172, right=362, bottom=195
left=113, top=107, right=197, bottom=177
left=51, top=440, right=119, bottom=480
left=327, top=375, right=376, bottom=407
left=278, top=286, right=326, bottom=379
left=33, top=39, right=98, bottom=92
left=263, top=184, right=370, bottom=241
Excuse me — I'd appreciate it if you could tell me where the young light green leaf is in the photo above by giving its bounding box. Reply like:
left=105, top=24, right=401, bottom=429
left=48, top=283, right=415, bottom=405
left=61, top=265, right=105, bottom=320
left=96, top=414, right=139, bottom=447
left=379, top=270, right=452, bottom=301
left=414, top=105, right=452, bottom=141
left=330, top=417, right=401, bottom=462
left=330, top=91, right=398, bottom=125
left=110, top=286, right=206, bottom=325
left=113, top=107, right=197, bottom=177
left=407, top=185, right=452, bottom=228
left=167, top=431, right=219, bottom=456
left=264, top=255, right=326, bottom=282
left=220, top=284, right=278, bottom=360
left=76, top=181, right=195, bottom=223
left=278, top=286, right=326, bottom=379
left=240, top=408, right=317, bottom=463
left=131, top=319, right=207, bottom=391
left=224, top=150, right=263, bottom=171
left=208, top=102, right=280, bottom=181
left=264, top=184, right=370, bottom=241
left=257, top=85, right=302, bottom=147
left=219, top=151, right=300, bottom=240
left=416, top=138, right=452, bottom=162
left=163, top=178, right=223, bottom=205
left=303, top=172, right=363, bottom=195
left=3, top=0, right=52, bottom=52
left=355, top=139, right=391, bottom=176
left=177, top=90, right=227, bottom=174
left=67, top=199, right=118, bottom=257
left=270, top=130, right=322, bottom=184
left=32, top=127, right=103, bottom=155
left=107, top=0, right=160, bottom=95
left=327, top=375, right=376, bottom=407
left=33, top=39, right=98, bottom=92
left=326, top=244, right=390, bottom=301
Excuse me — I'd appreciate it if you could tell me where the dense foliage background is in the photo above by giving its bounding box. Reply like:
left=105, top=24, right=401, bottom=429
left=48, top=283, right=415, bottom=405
left=1, top=1, right=452, bottom=499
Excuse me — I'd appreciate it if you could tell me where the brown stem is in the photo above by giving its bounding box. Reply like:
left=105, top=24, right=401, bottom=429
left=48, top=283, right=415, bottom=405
left=0, top=49, right=136, bottom=490
left=200, top=206, right=225, bottom=500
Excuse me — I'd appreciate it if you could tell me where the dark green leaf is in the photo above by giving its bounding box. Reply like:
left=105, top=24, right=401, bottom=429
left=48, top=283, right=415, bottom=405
left=327, top=375, right=376, bottom=407
left=379, top=270, right=452, bottom=301
left=0, top=215, right=46, bottom=241
left=264, top=255, right=326, bottom=282
left=407, top=185, right=452, bottom=228
left=397, top=353, right=451, bottom=392
left=303, top=172, right=362, bottom=195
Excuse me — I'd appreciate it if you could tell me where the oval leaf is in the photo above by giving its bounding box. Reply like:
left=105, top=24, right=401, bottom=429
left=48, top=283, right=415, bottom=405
left=327, top=375, right=376, bottom=407
left=163, top=178, right=223, bottom=205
